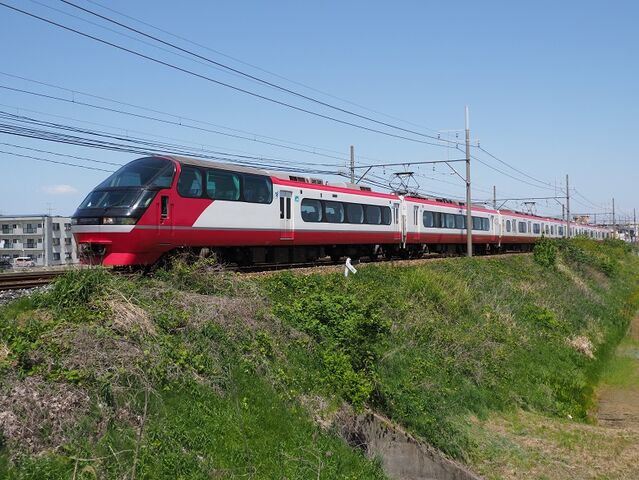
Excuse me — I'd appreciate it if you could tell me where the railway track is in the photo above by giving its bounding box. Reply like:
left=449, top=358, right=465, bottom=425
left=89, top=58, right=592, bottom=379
left=0, top=271, right=65, bottom=291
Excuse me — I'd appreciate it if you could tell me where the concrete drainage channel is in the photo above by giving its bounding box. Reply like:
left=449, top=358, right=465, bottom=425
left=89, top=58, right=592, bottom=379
left=338, top=410, right=482, bottom=480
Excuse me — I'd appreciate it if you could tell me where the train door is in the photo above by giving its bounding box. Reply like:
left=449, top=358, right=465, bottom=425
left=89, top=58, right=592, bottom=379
left=413, top=205, right=420, bottom=240
left=392, top=202, right=401, bottom=244
left=279, top=190, right=293, bottom=240
left=158, top=193, right=173, bottom=238
left=400, top=202, right=407, bottom=248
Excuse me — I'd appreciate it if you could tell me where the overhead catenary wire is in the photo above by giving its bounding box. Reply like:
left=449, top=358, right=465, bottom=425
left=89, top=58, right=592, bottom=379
left=0, top=71, right=422, bottom=167
left=477, top=145, right=557, bottom=190
left=0, top=148, right=114, bottom=172
left=0, top=2, right=454, bottom=148
left=0, top=101, right=347, bottom=170
left=83, top=0, right=440, bottom=134
left=0, top=111, right=348, bottom=175
left=59, top=0, right=452, bottom=143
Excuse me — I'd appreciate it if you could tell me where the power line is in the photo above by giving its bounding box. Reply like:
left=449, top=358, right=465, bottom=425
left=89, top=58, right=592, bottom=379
left=0, top=2, right=451, bottom=147
left=84, top=0, right=440, bottom=134
left=469, top=151, right=558, bottom=193
left=0, top=101, right=345, bottom=170
left=60, top=0, right=450, bottom=143
left=477, top=145, right=557, bottom=190
left=0, top=111, right=346, bottom=175
left=0, top=148, right=114, bottom=172
left=0, top=141, right=122, bottom=166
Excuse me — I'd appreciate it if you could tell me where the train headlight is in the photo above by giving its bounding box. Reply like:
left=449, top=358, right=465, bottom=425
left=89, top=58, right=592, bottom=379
left=102, top=217, right=137, bottom=225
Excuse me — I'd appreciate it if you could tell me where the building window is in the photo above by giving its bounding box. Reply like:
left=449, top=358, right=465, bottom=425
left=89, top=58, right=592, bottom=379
left=65, top=252, right=72, bottom=260
left=64, top=223, right=71, bottom=231
left=52, top=238, right=60, bottom=246
left=1, top=225, right=12, bottom=234
left=24, top=224, right=36, bottom=234
left=53, top=253, right=60, bottom=261
left=64, top=238, right=72, bottom=245
left=53, top=223, right=60, bottom=231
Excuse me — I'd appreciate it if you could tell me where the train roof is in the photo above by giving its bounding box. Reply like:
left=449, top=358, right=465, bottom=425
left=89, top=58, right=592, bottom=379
left=158, top=156, right=611, bottom=231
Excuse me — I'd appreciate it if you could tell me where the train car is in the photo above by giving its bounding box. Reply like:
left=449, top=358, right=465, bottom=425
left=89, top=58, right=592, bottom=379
left=72, top=155, right=402, bottom=266
left=71, top=155, right=613, bottom=267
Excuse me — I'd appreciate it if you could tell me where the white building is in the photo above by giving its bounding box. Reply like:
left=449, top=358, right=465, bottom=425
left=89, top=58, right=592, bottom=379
left=0, top=215, right=78, bottom=267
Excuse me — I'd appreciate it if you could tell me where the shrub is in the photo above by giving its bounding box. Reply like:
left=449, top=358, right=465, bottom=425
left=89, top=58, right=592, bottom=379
left=533, top=237, right=557, bottom=268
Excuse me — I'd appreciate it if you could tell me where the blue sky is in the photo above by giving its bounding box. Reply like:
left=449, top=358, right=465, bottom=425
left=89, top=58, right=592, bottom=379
left=0, top=0, right=637, bottom=223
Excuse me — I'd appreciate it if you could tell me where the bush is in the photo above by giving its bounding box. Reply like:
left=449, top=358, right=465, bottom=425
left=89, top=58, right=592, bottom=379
left=533, top=237, right=557, bottom=268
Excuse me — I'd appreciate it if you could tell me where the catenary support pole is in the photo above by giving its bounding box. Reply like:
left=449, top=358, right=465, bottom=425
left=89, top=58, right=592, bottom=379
left=634, top=208, right=637, bottom=243
left=612, top=198, right=616, bottom=235
left=465, top=106, right=472, bottom=257
left=565, top=174, right=570, bottom=238
left=350, top=145, right=355, bottom=184
left=493, top=185, right=496, bottom=210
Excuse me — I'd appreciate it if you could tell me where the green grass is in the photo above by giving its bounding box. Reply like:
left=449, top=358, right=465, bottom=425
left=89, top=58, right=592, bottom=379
left=1, top=239, right=638, bottom=477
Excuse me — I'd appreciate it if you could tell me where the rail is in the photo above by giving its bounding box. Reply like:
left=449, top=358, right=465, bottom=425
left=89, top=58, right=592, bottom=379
left=0, top=271, right=65, bottom=290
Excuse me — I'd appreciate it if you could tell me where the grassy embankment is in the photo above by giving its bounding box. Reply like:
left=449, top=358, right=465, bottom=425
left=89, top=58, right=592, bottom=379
left=0, top=238, right=637, bottom=479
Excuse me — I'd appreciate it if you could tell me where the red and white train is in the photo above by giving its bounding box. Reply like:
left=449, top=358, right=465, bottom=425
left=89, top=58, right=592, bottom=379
left=71, top=155, right=613, bottom=266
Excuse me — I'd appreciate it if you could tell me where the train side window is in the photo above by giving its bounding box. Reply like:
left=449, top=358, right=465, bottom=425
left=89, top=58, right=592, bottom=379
left=445, top=213, right=455, bottom=229
left=482, top=218, right=490, bottom=231
left=433, top=212, right=443, bottom=228
left=205, top=169, right=240, bottom=201
left=345, top=203, right=364, bottom=224
left=324, top=201, right=344, bottom=223
left=365, top=205, right=382, bottom=225
left=301, top=199, right=322, bottom=222
left=381, top=207, right=392, bottom=225
left=455, top=215, right=465, bottom=229
left=243, top=174, right=272, bottom=204
left=506, top=220, right=511, bottom=232
left=472, top=216, right=482, bottom=230
left=518, top=221, right=527, bottom=233
left=423, top=211, right=434, bottom=228
left=177, top=166, right=203, bottom=198
left=533, top=223, right=540, bottom=234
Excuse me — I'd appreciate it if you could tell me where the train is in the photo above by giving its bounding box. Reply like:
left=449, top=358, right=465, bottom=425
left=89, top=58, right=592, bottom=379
left=71, top=155, right=613, bottom=266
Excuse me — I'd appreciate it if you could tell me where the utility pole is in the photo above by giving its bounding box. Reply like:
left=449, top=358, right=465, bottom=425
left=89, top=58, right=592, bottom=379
left=612, top=198, right=616, bottom=236
left=565, top=174, right=570, bottom=238
left=465, top=106, right=472, bottom=257
left=562, top=204, right=565, bottom=222
left=493, top=185, right=496, bottom=210
left=349, top=145, right=355, bottom=184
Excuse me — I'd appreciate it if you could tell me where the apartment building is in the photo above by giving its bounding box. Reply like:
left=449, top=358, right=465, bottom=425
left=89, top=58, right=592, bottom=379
left=0, top=215, right=78, bottom=267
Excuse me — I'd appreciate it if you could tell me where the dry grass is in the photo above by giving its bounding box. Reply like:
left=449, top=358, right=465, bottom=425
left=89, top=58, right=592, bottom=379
left=472, top=410, right=639, bottom=480
left=568, top=335, right=596, bottom=359
left=556, top=262, right=600, bottom=301
left=0, top=375, right=90, bottom=456
left=106, top=297, right=156, bottom=337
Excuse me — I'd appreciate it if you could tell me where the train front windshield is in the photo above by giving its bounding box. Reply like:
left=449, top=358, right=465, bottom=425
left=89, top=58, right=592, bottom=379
left=97, top=157, right=176, bottom=190
left=73, top=157, right=176, bottom=222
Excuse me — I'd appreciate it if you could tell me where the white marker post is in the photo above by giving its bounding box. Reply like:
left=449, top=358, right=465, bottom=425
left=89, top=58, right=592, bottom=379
left=344, top=257, right=358, bottom=277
